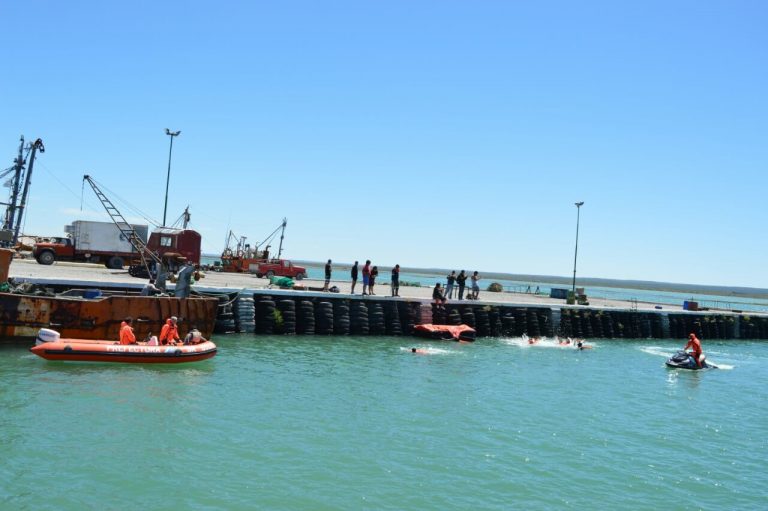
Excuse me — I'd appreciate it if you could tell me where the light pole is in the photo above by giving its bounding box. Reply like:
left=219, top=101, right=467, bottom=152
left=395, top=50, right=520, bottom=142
left=571, top=201, right=585, bottom=297
left=163, top=128, right=181, bottom=226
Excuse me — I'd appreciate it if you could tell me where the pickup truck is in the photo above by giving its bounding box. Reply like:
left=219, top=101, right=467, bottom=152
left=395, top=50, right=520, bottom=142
left=250, top=259, right=307, bottom=280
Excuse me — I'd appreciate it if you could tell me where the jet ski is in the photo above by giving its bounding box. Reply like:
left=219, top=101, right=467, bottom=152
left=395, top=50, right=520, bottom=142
left=665, top=350, right=717, bottom=370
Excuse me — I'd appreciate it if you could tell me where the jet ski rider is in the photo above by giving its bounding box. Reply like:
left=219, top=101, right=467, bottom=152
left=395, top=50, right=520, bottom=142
left=684, top=333, right=704, bottom=368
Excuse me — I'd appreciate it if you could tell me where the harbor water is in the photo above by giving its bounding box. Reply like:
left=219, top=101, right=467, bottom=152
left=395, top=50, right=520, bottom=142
left=1, top=335, right=766, bottom=510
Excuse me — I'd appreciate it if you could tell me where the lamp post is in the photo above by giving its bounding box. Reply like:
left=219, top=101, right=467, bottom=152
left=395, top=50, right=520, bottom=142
left=163, top=128, right=181, bottom=226
left=571, top=201, right=585, bottom=297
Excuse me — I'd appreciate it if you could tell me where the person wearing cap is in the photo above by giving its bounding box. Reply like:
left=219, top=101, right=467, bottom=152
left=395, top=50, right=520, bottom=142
left=160, top=316, right=180, bottom=345
left=684, top=332, right=704, bottom=368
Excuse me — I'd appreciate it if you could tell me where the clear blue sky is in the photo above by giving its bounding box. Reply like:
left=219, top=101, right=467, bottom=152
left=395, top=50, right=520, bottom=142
left=2, top=1, right=766, bottom=288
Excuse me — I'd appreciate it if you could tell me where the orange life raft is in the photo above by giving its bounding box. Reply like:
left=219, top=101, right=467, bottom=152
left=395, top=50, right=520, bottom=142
left=413, top=324, right=476, bottom=342
left=30, top=329, right=217, bottom=364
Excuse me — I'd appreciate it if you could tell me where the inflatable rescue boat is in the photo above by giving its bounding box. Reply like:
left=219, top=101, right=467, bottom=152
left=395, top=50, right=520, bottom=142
left=413, top=324, right=476, bottom=342
left=30, top=329, right=217, bottom=364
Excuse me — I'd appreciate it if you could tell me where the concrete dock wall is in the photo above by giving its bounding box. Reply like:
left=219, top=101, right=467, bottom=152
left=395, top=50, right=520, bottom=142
left=226, top=292, right=768, bottom=340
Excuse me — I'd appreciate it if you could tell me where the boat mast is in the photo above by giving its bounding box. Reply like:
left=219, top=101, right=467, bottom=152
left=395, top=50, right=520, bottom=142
left=1, top=137, right=24, bottom=238
left=12, top=138, right=44, bottom=245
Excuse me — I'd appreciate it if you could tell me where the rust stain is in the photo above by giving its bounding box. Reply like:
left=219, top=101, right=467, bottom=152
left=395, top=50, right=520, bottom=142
left=0, top=293, right=218, bottom=341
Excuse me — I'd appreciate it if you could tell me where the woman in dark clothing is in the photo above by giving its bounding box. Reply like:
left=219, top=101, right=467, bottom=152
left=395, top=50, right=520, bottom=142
left=369, top=266, right=379, bottom=295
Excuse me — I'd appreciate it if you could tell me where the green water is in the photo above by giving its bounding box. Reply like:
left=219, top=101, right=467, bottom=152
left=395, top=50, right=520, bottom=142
left=1, top=335, right=766, bottom=510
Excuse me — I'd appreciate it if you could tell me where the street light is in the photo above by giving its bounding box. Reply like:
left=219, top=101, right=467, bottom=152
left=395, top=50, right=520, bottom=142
left=163, top=128, right=181, bottom=226
left=572, top=201, right=585, bottom=297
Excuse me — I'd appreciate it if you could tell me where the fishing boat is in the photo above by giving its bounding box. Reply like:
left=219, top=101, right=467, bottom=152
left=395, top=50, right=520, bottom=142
left=413, top=324, right=476, bottom=342
left=30, top=329, right=217, bottom=364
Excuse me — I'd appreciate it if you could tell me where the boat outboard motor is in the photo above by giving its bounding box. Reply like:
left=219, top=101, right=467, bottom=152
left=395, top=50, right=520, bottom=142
left=36, top=328, right=61, bottom=345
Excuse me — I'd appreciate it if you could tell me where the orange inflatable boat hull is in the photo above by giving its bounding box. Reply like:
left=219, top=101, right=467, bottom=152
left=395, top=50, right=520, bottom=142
left=30, top=339, right=217, bottom=364
left=413, top=324, right=476, bottom=342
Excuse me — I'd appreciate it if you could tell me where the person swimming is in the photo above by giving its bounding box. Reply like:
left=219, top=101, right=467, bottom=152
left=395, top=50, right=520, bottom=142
left=576, top=339, right=592, bottom=350
left=411, top=347, right=429, bottom=354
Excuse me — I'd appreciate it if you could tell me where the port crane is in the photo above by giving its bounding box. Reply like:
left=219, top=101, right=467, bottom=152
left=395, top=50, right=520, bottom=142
left=82, top=175, right=161, bottom=277
left=1, top=136, right=44, bottom=247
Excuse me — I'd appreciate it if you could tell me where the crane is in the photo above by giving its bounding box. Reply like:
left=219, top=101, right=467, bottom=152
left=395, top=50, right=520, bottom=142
left=82, top=175, right=161, bottom=277
left=1, top=136, right=44, bottom=247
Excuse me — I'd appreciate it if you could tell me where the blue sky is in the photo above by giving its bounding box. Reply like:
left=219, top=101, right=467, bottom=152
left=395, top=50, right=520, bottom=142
left=1, top=1, right=766, bottom=287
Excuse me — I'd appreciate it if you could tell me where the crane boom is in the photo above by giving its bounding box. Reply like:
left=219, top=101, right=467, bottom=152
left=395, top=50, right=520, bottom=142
left=82, top=175, right=161, bottom=276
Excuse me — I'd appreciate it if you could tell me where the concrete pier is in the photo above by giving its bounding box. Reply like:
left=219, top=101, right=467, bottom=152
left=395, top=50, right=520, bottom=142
left=6, top=259, right=768, bottom=340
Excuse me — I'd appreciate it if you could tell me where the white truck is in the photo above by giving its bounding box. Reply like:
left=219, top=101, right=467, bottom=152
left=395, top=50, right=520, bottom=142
left=33, top=220, right=149, bottom=269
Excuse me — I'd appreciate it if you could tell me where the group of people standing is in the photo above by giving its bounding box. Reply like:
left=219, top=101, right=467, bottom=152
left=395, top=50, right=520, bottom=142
left=324, top=261, right=481, bottom=301
left=432, top=270, right=481, bottom=306
left=141, top=256, right=200, bottom=299
left=324, top=260, right=402, bottom=296
left=444, top=270, right=481, bottom=301
left=346, top=260, right=399, bottom=296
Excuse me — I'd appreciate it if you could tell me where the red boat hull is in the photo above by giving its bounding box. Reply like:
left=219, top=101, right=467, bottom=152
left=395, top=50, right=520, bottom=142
left=30, top=339, right=217, bottom=364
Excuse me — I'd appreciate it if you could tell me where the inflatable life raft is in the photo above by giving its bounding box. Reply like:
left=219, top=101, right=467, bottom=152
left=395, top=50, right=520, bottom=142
left=30, top=328, right=217, bottom=364
left=413, top=324, right=476, bottom=342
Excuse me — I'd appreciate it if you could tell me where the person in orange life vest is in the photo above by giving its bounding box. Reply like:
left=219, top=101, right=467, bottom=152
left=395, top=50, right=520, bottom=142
left=684, top=332, right=704, bottom=368
left=119, top=317, right=136, bottom=345
left=160, top=316, right=180, bottom=345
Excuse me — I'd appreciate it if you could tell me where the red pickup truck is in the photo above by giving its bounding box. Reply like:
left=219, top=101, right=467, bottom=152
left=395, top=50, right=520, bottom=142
left=251, top=259, right=307, bottom=280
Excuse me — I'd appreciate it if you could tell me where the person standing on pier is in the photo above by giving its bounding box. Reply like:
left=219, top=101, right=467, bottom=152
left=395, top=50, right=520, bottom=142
left=175, top=261, right=195, bottom=299
left=323, top=259, right=332, bottom=292
left=446, top=271, right=456, bottom=299
left=391, top=264, right=400, bottom=297
left=471, top=271, right=481, bottom=300
left=362, top=260, right=371, bottom=295
left=370, top=266, right=379, bottom=295
left=350, top=261, right=359, bottom=294
left=456, top=270, right=467, bottom=300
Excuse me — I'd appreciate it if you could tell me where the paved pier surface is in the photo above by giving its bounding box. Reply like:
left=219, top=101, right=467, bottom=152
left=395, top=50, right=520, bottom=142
left=8, top=258, right=684, bottom=311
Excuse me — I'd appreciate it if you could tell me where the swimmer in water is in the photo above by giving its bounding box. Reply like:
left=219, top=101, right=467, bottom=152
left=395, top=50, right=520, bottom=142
left=576, top=339, right=592, bottom=350
left=528, top=337, right=539, bottom=345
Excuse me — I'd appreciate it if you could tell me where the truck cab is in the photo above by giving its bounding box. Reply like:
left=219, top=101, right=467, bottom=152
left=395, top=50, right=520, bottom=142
left=33, top=238, right=74, bottom=265
left=252, top=259, right=307, bottom=280
left=147, top=228, right=201, bottom=264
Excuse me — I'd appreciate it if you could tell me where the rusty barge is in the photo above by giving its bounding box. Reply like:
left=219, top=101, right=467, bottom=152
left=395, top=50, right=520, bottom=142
left=0, top=249, right=219, bottom=342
